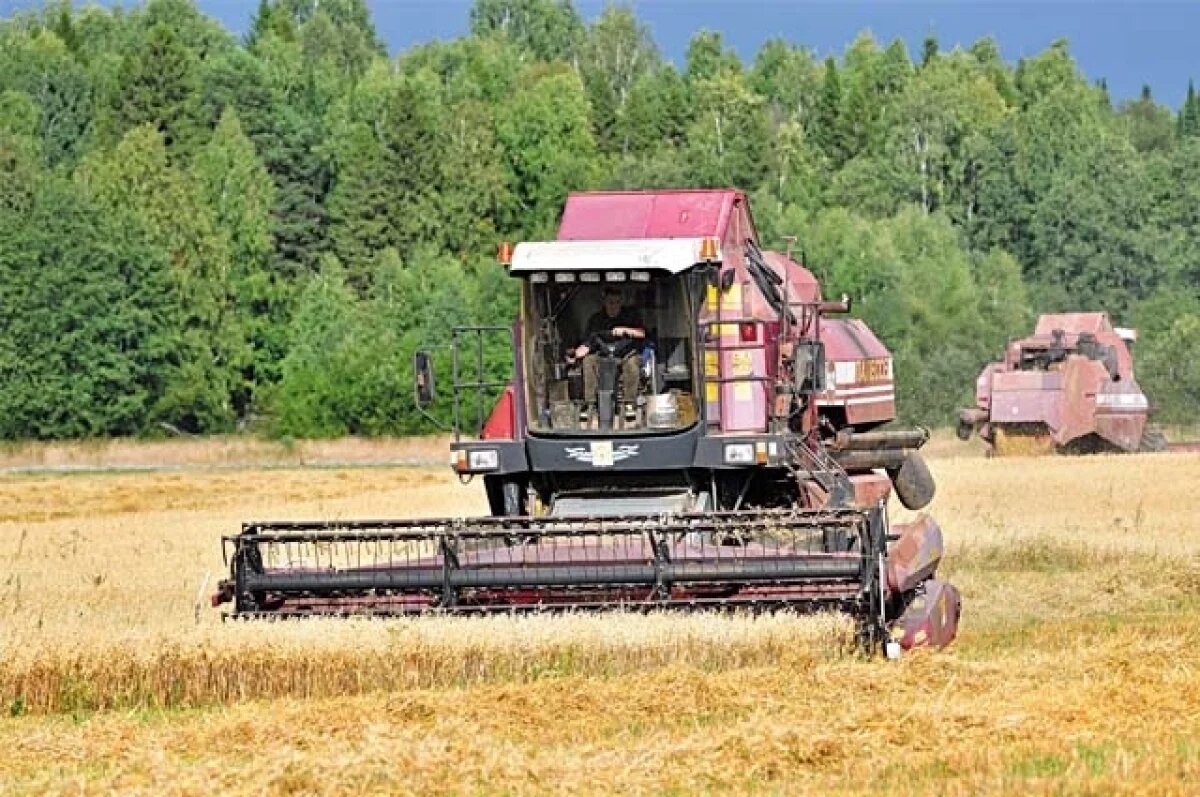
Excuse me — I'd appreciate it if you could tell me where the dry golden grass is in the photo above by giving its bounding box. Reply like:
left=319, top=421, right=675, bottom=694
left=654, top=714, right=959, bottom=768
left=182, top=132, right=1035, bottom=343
left=0, top=444, right=1199, bottom=794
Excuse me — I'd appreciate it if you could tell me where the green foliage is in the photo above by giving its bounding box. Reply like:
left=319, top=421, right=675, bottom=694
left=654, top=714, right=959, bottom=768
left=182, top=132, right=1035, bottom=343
left=469, top=0, right=582, bottom=62
left=107, top=22, right=205, bottom=154
left=0, top=0, right=1197, bottom=436
left=272, top=251, right=518, bottom=436
left=1130, top=291, right=1200, bottom=425
left=0, top=26, right=94, bottom=166
left=685, top=73, right=773, bottom=188
left=685, top=30, right=741, bottom=83
left=1179, top=80, right=1200, bottom=138
left=749, top=39, right=821, bottom=122
left=0, top=172, right=174, bottom=439
left=882, top=51, right=1008, bottom=218
left=192, top=109, right=281, bottom=414
left=496, top=69, right=598, bottom=236
left=80, top=125, right=242, bottom=432
left=617, top=65, right=689, bottom=155
left=288, top=0, right=384, bottom=79
left=578, top=6, right=659, bottom=152
left=1120, top=87, right=1175, bottom=153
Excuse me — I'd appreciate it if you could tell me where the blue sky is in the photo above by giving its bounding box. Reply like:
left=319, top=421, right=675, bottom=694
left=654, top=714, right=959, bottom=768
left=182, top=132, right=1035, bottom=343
left=4, top=1, right=1195, bottom=106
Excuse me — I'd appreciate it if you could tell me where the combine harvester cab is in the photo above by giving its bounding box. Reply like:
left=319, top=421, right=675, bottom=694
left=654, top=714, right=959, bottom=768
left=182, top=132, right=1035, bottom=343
left=214, top=190, right=960, bottom=654
left=958, top=312, right=1164, bottom=455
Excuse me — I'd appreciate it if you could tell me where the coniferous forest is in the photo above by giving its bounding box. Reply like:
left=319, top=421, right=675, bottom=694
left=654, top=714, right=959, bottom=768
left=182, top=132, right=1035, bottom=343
left=1, top=0, right=1198, bottom=439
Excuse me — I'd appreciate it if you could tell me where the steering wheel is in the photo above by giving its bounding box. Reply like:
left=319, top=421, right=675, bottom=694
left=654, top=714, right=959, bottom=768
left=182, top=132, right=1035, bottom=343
left=588, top=331, right=638, bottom=359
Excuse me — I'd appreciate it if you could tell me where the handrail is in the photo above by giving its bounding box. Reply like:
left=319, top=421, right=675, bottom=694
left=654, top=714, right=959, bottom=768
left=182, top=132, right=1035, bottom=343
left=451, top=325, right=516, bottom=442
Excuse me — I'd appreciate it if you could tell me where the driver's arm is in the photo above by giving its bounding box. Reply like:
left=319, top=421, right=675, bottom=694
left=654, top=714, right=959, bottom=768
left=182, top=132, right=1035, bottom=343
left=571, top=313, right=604, bottom=360
left=612, top=312, right=646, bottom=340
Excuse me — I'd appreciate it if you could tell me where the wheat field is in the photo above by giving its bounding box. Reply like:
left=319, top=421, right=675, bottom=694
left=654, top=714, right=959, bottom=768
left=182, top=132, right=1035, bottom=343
left=0, top=443, right=1198, bottom=795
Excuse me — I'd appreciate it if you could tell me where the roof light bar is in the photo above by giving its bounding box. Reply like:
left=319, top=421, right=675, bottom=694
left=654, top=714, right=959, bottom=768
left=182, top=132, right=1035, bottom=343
left=630, top=270, right=651, bottom=282
left=554, top=272, right=576, bottom=283
left=605, top=271, right=627, bottom=282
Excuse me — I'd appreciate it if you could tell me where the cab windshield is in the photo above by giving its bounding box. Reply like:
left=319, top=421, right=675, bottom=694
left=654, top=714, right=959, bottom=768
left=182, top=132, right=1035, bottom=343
left=521, top=273, right=701, bottom=435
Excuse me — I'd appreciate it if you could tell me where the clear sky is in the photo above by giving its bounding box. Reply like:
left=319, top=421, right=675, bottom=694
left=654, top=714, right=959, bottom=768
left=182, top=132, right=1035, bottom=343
left=4, top=0, right=1195, bottom=106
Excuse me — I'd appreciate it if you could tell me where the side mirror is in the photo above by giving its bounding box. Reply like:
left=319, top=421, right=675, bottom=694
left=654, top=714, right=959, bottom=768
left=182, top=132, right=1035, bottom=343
left=719, top=269, right=736, bottom=292
left=793, top=340, right=826, bottom=394
left=414, top=351, right=435, bottom=407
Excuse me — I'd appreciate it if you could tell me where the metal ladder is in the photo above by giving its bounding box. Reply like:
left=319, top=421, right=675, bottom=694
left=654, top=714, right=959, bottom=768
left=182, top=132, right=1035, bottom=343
left=782, top=434, right=851, bottom=505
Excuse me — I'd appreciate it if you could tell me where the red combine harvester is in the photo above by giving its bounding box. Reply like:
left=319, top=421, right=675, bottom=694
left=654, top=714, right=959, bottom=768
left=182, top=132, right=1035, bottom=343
left=214, top=190, right=960, bottom=654
left=958, top=312, right=1165, bottom=455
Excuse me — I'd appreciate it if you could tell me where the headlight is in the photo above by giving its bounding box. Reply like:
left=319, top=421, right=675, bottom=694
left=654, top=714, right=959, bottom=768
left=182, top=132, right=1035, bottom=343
left=723, top=443, right=755, bottom=465
left=468, top=449, right=500, bottom=470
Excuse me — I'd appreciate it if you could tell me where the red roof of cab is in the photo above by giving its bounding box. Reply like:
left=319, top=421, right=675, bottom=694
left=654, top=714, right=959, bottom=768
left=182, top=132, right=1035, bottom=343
left=556, top=189, right=746, bottom=241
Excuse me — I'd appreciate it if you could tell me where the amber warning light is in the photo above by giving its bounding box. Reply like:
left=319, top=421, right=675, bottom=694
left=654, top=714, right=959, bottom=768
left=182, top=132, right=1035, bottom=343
left=699, top=236, right=719, bottom=262
left=497, top=241, right=514, bottom=266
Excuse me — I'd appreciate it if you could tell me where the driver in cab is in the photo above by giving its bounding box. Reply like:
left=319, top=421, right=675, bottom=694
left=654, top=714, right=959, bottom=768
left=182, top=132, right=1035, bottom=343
left=568, top=286, right=645, bottom=420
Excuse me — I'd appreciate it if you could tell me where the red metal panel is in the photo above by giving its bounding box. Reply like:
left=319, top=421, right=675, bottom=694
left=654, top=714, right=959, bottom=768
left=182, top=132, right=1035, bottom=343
left=818, top=318, right=896, bottom=425
left=480, top=384, right=516, bottom=440
left=1054, top=357, right=1104, bottom=445
left=887, top=514, right=944, bottom=594
left=890, top=578, right=960, bottom=650
left=760, top=251, right=821, bottom=304
left=849, top=473, right=892, bottom=507
left=821, top=318, right=891, bottom=361
left=1095, top=413, right=1146, bottom=452
left=556, top=190, right=744, bottom=241
left=989, top=381, right=1062, bottom=429
left=719, top=343, right=769, bottom=432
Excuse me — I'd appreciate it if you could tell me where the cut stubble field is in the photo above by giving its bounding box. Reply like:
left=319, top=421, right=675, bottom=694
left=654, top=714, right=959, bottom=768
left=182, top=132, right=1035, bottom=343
left=1, top=445, right=1199, bottom=795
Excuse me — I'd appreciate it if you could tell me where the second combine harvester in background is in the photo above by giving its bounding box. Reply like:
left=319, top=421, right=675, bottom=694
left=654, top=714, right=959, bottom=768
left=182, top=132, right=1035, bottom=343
left=214, top=190, right=960, bottom=655
left=958, top=312, right=1166, bottom=456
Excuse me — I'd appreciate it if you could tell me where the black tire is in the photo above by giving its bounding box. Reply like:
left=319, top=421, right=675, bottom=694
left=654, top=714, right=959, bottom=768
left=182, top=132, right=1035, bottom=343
left=1139, top=425, right=1168, bottom=453
left=889, top=451, right=936, bottom=510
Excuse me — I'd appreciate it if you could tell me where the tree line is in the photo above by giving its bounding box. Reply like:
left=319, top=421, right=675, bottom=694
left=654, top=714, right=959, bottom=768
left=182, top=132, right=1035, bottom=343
left=0, top=0, right=1197, bottom=439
